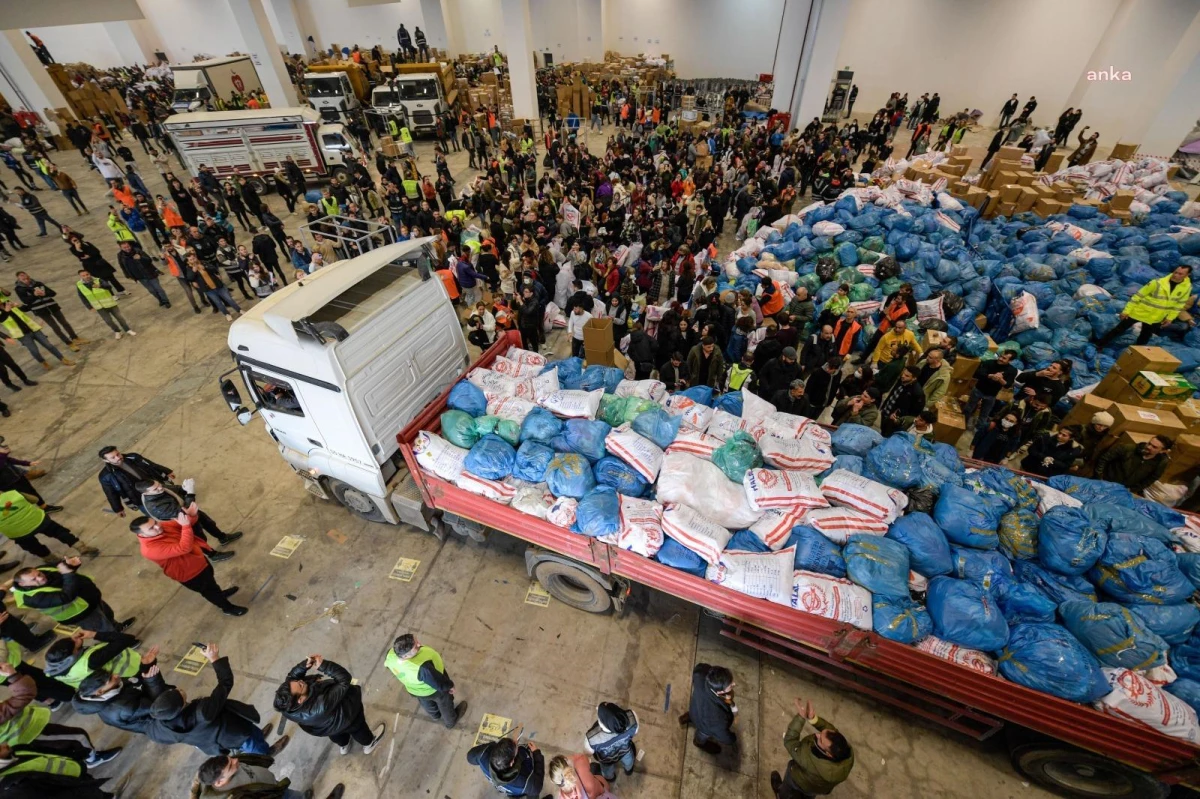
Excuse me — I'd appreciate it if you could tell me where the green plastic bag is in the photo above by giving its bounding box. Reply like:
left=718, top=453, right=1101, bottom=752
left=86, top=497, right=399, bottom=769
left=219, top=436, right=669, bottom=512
left=849, top=283, right=875, bottom=302
left=795, top=273, right=822, bottom=296
left=598, top=395, right=630, bottom=427
left=711, top=431, right=763, bottom=483
left=835, top=267, right=864, bottom=285
left=856, top=248, right=884, bottom=265
left=471, top=415, right=520, bottom=446
left=441, top=410, right=479, bottom=449
left=881, top=276, right=904, bottom=296
left=621, top=398, right=659, bottom=425
left=861, top=235, right=885, bottom=253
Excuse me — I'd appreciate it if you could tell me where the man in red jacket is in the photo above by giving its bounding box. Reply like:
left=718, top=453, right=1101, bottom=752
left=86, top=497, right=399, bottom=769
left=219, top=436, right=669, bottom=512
left=131, top=512, right=247, bottom=617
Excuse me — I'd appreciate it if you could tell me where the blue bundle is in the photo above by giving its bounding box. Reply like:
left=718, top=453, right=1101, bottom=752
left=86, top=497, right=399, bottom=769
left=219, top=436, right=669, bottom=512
left=844, top=535, right=910, bottom=600
left=1038, top=506, right=1107, bottom=576
left=678, top=385, right=714, bottom=407
left=712, top=391, right=744, bottom=417
left=886, top=512, right=952, bottom=577
left=926, top=577, right=1009, bottom=651
left=520, top=408, right=564, bottom=444
left=831, top=424, right=882, bottom=457
left=1166, top=678, right=1200, bottom=717
left=631, top=408, right=682, bottom=449
left=558, top=419, right=613, bottom=462
left=448, top=381, right=487, bottom=417
left=655, top=537, right=707, bottom=577
left=1059, top=600, right=1168, bottom=670
left=995, top=580, right=1057, bottom=624
left=574, top=487, right=620, bottom=538
left=463, top=434, right=516, bottom=480
left=787, top=525, right=846, bottom=577
left=873, top=598, right=932, bottom=644
left=548, top=357, right=584, bottom=390
left=950, top=546, right=1013, bottom=591
left=593, top=456, right=649, bottom=497
left=545, top=453, right=596, bottom=498
left=1129, top=603, right=1200, bottom=646
left=933, top=484, right=1003, bottom=549
left=1046, top=475, right=1134, bottom=506
left=1089, top=533, right=1194, bottom=605
left=512, top=441, right=554, bottom=483
left=1013, top=560, right=1097, bottom=604
left=997, top=623, right=1112, bottom=703
left=726, top=529, right=771, bottom=553
left=1083, top=501, right=1174, bottom=544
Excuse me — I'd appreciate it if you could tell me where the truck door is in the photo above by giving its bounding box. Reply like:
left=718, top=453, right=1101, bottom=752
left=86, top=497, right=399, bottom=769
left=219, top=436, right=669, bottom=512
left=240, top=369, right=318, bottom=457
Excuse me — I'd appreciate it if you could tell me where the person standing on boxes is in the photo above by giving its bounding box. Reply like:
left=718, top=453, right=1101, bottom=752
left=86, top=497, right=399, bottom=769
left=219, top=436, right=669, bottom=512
left=1096, top=264, right=1193, bottom=348
left=384, top=634, right=466, bottom=729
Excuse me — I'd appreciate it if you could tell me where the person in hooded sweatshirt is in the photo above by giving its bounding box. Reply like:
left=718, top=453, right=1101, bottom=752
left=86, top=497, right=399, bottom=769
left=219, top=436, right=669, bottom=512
left=145, top=642, right=286, bottom=758
left=584, top=701, right=640, bottom=781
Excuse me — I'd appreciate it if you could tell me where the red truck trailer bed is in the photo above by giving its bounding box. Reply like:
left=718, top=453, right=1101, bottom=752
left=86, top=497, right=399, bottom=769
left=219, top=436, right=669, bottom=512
left=397, top=333, right=1200, bottom=788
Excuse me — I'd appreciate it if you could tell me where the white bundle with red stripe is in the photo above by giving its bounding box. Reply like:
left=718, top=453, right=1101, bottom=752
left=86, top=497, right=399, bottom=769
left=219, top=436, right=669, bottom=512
left=1095, top=668, right=1200, bottom=743
left=547, top=496, right=578, bottom=528
left=748, top=508, right=802, bottom=550
left=909, top=571, right=928, bottom=594
left=604, top=426, right=664, bottom=482
left=413, top=431, right=468, bottom=482
left=657, top=453, right=763, bottom=529
left=468, top=368, right=521, bottom=396
left=663, top=394, right=715, bottom=431
left=614, top=379, right=667, bottom=402
left=706, top=409, right=744, bottom=442
left=610, top=495, right=664, bottom=557
left=539, top=389, right=604, bottom=420
left=790, top=570, right=872, bottom=629
left=666, top=430, right=719, bottom=459
left=812, top=221, right=845, bottom=237
left=820, top=469, right=908, bottom=523
left=759, top=435, right=835, bottom=474
left=491, top=355, right=543, bottom=378
left=741, top=389, right=776, bottom=426
left=915, top=636, right=995, bottom=676
left=802, top=506, right=888, bottom=544
left=743, top=468, right=828, bottom=512
left=761, top=411, right=828, bottom=443
left=506, top=347, right=547, bottom=367
left=454, top=472, right=516, bottom=503
left=486, top=394, right=536, bottom=424
left=933, top=211, right=961, bottom=233
left=707, top=546, right=795, bottom=605
left=936, top=192, right=964, bottom=212
left=662, top=503, right=733, bottom=564
left=854, top=264, right=877, bottom=279
left=1046, top=221, right=1103, bottom=247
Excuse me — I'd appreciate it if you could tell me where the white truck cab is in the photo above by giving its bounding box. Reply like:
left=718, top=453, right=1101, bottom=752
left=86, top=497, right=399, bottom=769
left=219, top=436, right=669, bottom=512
left=219, top=238, right=468, bottom=523
left=304, top=71, right=361, bottom=121
left=371, top=73, right=446, bottom=132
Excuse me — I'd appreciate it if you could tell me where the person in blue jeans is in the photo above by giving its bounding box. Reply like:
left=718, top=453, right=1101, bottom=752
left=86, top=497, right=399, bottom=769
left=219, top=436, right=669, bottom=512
left=962, top=349, right=1017, bottom=437
left=194, top=753, right=345, bottom=798
left=145, top=643, right=288, bottom=758
left=12, top=187, right=62, bottom=236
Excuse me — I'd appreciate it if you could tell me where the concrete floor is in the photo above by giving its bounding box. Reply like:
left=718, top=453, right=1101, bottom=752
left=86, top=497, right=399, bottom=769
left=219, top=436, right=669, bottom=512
left=0, top=118, right=1062, bottom=799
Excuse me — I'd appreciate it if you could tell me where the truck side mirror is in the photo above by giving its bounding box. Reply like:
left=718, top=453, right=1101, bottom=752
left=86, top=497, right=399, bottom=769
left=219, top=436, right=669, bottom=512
left=220, top=378, right=243, bottom=411
left=236, top=408, right=254, bottom=426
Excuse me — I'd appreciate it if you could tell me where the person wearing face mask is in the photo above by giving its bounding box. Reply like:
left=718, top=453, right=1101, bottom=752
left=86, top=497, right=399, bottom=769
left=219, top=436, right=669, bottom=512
left=771, top=697, right=854, bottom=799
left=972, top=412, right=1023, bottom=463
left=1021, top=425, right=1082, bottom=478
left=679, top=663, right=738, bottom=755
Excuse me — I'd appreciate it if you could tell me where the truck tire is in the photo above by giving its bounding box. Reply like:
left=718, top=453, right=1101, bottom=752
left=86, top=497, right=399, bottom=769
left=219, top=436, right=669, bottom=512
left=329, top=165, right=349, bottom=185
left=325, top=478, right=388, bottom=523
left=443, top=513, right=487, bottom=543
left=246, top=177, right=267, bottom=197
left=1009, top=742, right=1168, bottom=799
left=532, top=560, right=612, bottom=614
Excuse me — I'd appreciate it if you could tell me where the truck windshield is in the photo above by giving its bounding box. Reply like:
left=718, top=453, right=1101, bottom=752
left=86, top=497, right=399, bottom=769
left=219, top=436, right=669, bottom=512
left=374, top=89, right=400, bottom=106
left=174, top=87, right=210, bottom=103
left=298, top=250, right=433, bottom=336
left=399, top=80, right=439, bottom=100
left=306, top=77, right=343, bottom=98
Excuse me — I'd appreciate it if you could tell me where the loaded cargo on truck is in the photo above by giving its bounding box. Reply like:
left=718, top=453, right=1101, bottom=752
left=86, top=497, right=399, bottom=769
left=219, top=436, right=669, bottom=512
left=216, top=240, right=1200, bottom=799
left=171, top=56, right=263, bottom=112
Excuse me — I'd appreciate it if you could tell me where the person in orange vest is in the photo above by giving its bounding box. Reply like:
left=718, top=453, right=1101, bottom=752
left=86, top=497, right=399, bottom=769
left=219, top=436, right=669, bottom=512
left=863, top=283, right=917, bottom=359
left=759, top=275, right=785, bottom=317
left=435, top=266, right=460, bottom=304
left=161, top=244, right=204, bottom=314
left=652, top=106, right=661, bottom=125
left=831, top=308, right=862, bottom=358
left=620, top=102, right=631, bottom=129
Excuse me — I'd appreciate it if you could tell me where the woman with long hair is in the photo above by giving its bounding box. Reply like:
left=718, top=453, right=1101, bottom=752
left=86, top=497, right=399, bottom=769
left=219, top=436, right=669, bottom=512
left=548, top=753, right=613, bottom=799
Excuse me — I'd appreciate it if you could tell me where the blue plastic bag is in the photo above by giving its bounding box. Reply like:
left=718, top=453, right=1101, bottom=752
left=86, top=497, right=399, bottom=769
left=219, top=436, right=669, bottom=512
left=1038, top=506, right=1107, bottom=576
left=886, top=512, right=952, bottom=577
left=574, top=487, right=620, bottom=538
left=995, top=580, right=1057, bottom=624
left=1046, top=475, right=1134, bottom=506
left=1013, top=560, right=1097, bottom=604
left=678, top=385, right=714, bottom=407
left=844, top=535, right=910, bottom=599
left=548, top=357, right=584, bottom=390
left=1083, top=502, right=1174, bottom=544
left=655, top=536, right=707, bottom=577
left=997, top=623, right=1111, bottom=703
left=1172, top=635, right=1200, bottom=682
left=998, top=508, right=1039, bottom=561
left=560, top=419, right=613, bottom=462
left=593, top=456, right=649, bottom=497
left=545, top=453, right=596, bottom=498
left=712, top=391, right=744, bottom=417
left=926, top=577, right=1009, bottom=651
left=463, top=434, right=516, bottom=480
left=933, top=484, right=1003, bottom=549
left=1166, top=678, right=1200, bottom=717
left=512, top=441, right=554, bottom=483
left=788, top=525, right=846, bottom=577
left=726, top=529, right=771, bottom=553
left=631, top=408, right=681, bottom=449
left=448, top=381, right=487, bottom=417
left=950, top=546, right=1013, bottom=591
left=873, top=598, right=932, bottom=644
left=1090, top=533, right=1195, bottom=605
left=520, top=408, right=564, bottom=444
left=831, top=424, right=882, bottom=457
left=1129, top=603, right=1200, bottom=646
left=1060, top=600, right=1168, bottom=670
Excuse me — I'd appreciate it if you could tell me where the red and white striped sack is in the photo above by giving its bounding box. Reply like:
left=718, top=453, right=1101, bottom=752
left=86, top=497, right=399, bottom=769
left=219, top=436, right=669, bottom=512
left=801, top=506, right=888, bottom=544
left=661, top=502, right=733, bottom=565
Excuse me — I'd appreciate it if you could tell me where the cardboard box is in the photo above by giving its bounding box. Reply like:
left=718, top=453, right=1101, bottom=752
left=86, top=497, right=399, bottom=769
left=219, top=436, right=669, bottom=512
left=999, top=185, right=1023, bottom=204
left=996, top=201, right=1017, bottom=217
left=1015, top=187, right=1038, bottom=213
left=948, top=377, right=976, bottom=403
left=1173, top=398, right=1200, bottom=433
left=922, top=330, right=950, bottom=350
left=998, top=145, right=1026, bottom=162
left=1107, top=402, right=1186, bottom=439
left=1096, top=430, right=1157, bottom=460
left=1109, top=190, right=1135, bottom=211
left=1114, top=346, right=1182, bottom=379
left=1061, top=393, right=1114, bottom=429
left=952, top=355, right=979, bottom=381
left=583, top=317, right=614, bottom=365
left=1033, top=197, right=1061, bottom=216
left=996, top=171, right=1019, bottom=190
left=1041, top=152, right=1065, bottom=173
left=1110, top=142, right=1139, bottom=160
left=1093, top=373, right=1184, bottom=409
left=1130, top=371, right=1197, bottom=402
left=1163, top=433, right=1200, bottom=484
left=932, top=399, right=967, bottom=445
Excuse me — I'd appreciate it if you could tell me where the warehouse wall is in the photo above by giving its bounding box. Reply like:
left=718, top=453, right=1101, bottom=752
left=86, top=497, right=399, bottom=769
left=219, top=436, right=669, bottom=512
left=138, top=0, right=246, bottom=62
left=24, top=25, right=126, bottom=69
left=455, top=0, right=506, bottom=55
left=292, top=0, right=424, bottom=52
left=602, top=0, right=786, bottom=79
left=834, top=0, right=1123, bottom=128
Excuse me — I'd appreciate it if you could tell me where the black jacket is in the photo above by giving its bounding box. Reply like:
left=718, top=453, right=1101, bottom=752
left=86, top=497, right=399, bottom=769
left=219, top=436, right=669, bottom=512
left=466, top=740, right=545, bottom=797
left=16, top=571, right=102, bottom=623
left=280, top=659, right=364, bottom=739
left=117, top=248, right=160, bottom=281
left=98, top=452, right=170, bottom=513
left=1021, top=433, right=1080, bottom=478
left=758, top=356, right=799, bottom=398
left=13, top=280, right=61, bottom=314
left=145, top=657, right=261, bottom=755
left=140, top=482, right=193, bottom=522
left=688, top=664, right=736, bottom=744
left=71, top=666, right=167, bottom=734
left=800, top=333, right=835, bottom=375
left=804, top=367, right=842, bottom=411
left=252, top=233, right=280, bottom=266
left=770, top=389, right=818, bottom=418
left=627, top=331, right=655, bottom=371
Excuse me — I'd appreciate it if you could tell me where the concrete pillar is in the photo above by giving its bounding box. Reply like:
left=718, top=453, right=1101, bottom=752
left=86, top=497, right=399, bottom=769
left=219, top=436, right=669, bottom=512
left=103, top=21, right=155, bottom=66
left=791, top=0, right=851, bottom=131
left=440, top=0, right=466, bottom=60
left=499, top=0, right=537, bottom=119
left=1142, top=48, right=1200, bottom=159
left=0, top=30, right=68, bottom=132
left=770, top=0, right=814, bottom=115
left=577, top=0, right=603, bottom=63
left=266, top=0, right=306, bottom=56
left=227, top=0, right=299, bottom=108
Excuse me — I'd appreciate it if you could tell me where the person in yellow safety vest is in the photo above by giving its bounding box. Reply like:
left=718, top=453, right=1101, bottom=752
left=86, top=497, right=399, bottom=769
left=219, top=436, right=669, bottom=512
left=105, top=207, right=137, bottom=244
left=725, top=351, right=757, bottom=393
left=44, top=629, right=141, bottom=690
left=0, top=489, right=96, bottom=559
left=31, top=157, right=57, bottom=192
left=0, top=636, right=73, bottom=709
left=384, top=633, right=466, bottom=729
left=317, top=188, right=340, bottom=219
left=1098, top=264, right=1196, bottom=347
left=0, top=670, right=122, bottom=768
left=387, top=117, right=400, bottom=139
left=76, top=270, right=136, bottom=339
left=0, top=301, right=75, bottom=371
left=11, top=560, right=133, bottom=633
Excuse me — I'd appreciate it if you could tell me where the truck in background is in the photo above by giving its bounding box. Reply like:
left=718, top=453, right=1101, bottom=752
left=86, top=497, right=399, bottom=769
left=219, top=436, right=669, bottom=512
left=162, top=107, right=362, bottom=193
left=171, top=56, right=263, bottom=113
left=304, top=64, right=369, bottom=122
left=370, top=67, right=457, bottom=134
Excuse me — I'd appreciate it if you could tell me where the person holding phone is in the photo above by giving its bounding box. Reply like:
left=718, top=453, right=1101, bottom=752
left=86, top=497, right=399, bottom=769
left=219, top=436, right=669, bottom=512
left=131, top=512, right=247, bottom=617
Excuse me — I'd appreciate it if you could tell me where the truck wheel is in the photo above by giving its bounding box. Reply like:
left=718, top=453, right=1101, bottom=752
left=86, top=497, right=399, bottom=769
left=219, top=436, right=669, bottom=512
left=533, top=560, right=612, bottom=614
left=246, top=177, right=267, bottom=196
left=330, top=166, right=349, bottom=184
left=444, top=513, right=487, bottom=543
left=325, top=478, right=388, bottom=523
left=1009, top=743, right=1168, bottom=799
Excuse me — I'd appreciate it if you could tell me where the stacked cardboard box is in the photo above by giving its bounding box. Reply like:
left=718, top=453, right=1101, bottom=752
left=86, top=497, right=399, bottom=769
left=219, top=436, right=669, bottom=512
left=583, top=317, right=615, bottom=366
left=932, top=397, right=967, bottom=445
